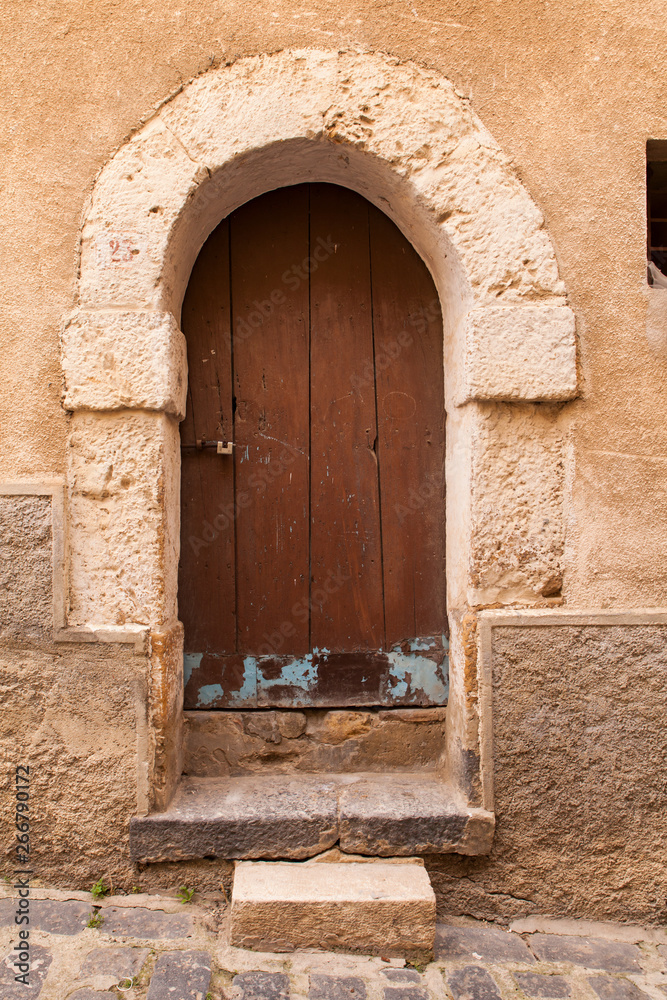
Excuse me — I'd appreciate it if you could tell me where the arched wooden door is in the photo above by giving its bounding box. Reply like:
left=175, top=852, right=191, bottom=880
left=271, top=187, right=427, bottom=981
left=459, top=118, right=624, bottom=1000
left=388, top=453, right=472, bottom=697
left=179, top=184, right=447, bottom=709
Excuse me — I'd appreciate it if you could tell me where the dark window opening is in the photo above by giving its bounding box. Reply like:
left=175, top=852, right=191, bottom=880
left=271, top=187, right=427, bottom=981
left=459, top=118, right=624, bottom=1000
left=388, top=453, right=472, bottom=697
left=647, top=140, right=667, bottom=284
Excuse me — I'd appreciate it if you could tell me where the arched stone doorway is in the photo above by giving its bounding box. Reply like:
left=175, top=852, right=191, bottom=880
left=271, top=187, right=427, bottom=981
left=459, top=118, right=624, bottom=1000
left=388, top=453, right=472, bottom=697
left=60, top=49, right=577, bottom=835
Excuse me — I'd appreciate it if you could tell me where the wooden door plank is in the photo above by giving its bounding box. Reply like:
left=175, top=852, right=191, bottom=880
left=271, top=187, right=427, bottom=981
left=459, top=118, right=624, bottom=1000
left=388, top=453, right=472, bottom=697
left=309, top=184, right=385, bottom=653
left=230, top=185, right=310, bottom=658
left=179, top=219, right=238, bottom=660
left=369, top=205, right=446, bottom=644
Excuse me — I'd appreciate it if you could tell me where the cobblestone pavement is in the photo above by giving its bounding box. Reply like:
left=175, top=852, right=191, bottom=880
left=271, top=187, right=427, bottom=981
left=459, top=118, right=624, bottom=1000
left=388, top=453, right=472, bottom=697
left=1, top=889, right=667, bottom=1000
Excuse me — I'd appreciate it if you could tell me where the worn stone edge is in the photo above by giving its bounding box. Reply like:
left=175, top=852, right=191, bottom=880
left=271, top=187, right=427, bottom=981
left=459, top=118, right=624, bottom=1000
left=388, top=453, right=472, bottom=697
left=61, top=308, right=187, bottom=418
left=128, top=816, right=340, bottom=864
left=459, top=305, right=578, bottom=403
left=338, top=806, right=494, bottom=857
left=129, top=796, right=494, bottom=863
left=477, top=608, right=667, bottom=628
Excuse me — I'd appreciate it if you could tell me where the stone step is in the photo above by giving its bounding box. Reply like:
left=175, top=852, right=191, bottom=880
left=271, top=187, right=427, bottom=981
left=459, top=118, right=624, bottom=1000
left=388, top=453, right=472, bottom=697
left=183, top=707, right=448, bottom=777
left=130, top=772, right=494, bottom=863
left=230, top=860, right=436, bottom=959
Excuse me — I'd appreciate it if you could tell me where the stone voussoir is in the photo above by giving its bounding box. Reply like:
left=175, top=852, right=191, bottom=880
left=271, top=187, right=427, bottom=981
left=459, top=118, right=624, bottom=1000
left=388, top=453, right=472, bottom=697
left=461, top=304, right=577, bottom=403
left=230, top=860, right=436, bottom=959
left=62, top=309, right=187, bottom=418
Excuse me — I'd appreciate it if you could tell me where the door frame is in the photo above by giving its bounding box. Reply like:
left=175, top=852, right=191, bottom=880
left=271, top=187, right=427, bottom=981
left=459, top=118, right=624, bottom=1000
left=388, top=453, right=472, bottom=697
left=61, top=48, right=577, bottom=813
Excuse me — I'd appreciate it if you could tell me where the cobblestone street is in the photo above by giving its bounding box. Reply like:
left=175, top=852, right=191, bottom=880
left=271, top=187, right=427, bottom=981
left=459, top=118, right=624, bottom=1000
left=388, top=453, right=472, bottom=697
left=1, top=890, right=666, bottom=1000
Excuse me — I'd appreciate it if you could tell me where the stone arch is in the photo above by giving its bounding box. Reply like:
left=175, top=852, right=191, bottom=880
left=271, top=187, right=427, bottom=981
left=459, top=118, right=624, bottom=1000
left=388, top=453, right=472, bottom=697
left=60, top=49, right=577, bottom=810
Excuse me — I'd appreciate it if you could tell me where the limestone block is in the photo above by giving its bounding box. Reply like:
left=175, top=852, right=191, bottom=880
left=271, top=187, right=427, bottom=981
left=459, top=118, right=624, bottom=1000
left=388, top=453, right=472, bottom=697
left=338, top=774, right=494, bottom=856
left=645, top=287, right=667, bottom=360
left=183, top=708, right=447, bottom=777
left=159, top=50, right=565, bottom=307
left=469, top=405, right=565, bottom=604
left=79, top=117, right=208, bottom=309
left=130, top=775, right=340, bottom=862
left=0, top=642, right=144, bottom=888
left=0, top=494, right=52, bottom=638
left=461, top=305, right=577, bottom=401
left=230, top=860, right=436, bottom=958
left=62, top=310, right=187, bottom=418
left=67, top=410, right=180, bottom=626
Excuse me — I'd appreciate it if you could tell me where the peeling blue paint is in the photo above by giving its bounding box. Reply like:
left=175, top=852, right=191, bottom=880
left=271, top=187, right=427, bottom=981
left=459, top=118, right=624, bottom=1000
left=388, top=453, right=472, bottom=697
left=186, top=636, right=449, bottom=709
left=258, top=654, right=318, bottom=690
left=199, top=661, right=256, bottom=707
left=386, top=648, right=449, bottom=703
left=183, top=653, right=202, bottom=685
left=196, top=683, right=225, bottom=707
left=408, top=638, right=436, bottom=651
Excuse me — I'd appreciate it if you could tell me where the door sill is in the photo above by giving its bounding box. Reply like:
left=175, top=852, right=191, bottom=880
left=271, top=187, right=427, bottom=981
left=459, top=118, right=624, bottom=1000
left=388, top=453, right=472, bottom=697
left=129, top=772, right=494, bottom=863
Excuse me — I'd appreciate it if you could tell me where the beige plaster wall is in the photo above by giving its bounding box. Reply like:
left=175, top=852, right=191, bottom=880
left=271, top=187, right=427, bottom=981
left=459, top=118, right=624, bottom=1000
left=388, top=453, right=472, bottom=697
left=429, top=623, right=667, bottom=924
left=0, top=640, right=145, bottom=887
left=0, top=636, right=232, bottom=893
left=1, top=0, right=667, bottom=606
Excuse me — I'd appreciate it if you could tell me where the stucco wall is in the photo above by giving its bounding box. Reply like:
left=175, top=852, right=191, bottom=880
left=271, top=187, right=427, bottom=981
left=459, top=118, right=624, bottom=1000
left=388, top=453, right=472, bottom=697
left=429, top=623, right=667, bottom=924
left=0, top=496, right=52, bottom=640
left=0, top=640, right=144, bottom=886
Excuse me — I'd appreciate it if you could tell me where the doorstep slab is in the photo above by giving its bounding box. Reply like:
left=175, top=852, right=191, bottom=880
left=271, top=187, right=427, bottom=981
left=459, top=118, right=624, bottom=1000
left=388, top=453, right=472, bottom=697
left=338, top=775, right=494, bottom=855
left=231, top=861, right=436, bottom=959
left=130, top=772, right=495, bottom=862
left=130, top=775, right=339, bottom=862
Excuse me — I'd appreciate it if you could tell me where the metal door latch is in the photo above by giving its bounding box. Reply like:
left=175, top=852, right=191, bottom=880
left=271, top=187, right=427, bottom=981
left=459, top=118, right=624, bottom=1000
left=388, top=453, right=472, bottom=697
left=180, top=440, right=234, bottom=454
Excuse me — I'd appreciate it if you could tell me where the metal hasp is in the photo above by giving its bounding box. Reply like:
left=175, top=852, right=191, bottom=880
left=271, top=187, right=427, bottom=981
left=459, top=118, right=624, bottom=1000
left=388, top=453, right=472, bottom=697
left=180, top=440, right=234, bottom=454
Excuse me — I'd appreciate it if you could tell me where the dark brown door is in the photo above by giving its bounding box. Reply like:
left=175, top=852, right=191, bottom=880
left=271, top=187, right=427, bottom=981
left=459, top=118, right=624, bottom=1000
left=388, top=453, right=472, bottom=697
left=179, top=184, right=447, bottom=709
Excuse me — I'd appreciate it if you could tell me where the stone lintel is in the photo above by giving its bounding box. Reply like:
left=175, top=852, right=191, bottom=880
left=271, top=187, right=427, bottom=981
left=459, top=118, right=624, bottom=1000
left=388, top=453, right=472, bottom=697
left=62, top=310, right=187, bottom=418
left=461, top=304, right=577, bottom=402
left=230, top=860, right=436, bottom=958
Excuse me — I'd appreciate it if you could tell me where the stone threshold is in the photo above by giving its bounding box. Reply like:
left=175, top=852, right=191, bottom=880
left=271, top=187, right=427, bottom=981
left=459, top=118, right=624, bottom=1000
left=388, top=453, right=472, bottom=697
left=130, top=772, right=494, bottom=863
